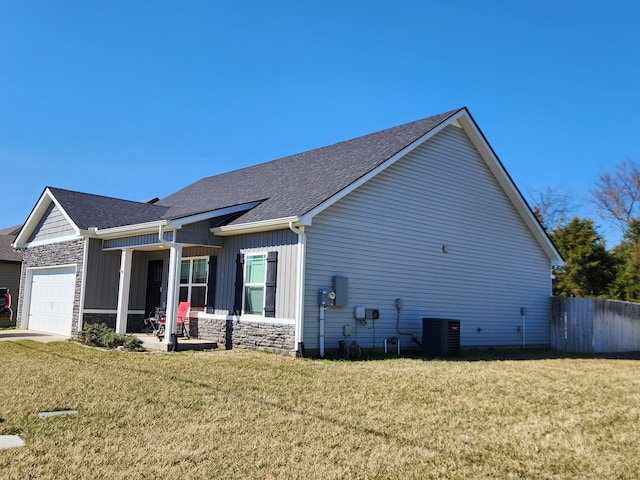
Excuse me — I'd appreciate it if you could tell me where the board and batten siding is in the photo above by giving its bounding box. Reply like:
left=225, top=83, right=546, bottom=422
left=214, top=230, right=298, bottom=321
left=28, top=203, right=76, bottom=243
left=83, top=239, right=121, bottom=309
left=303, top=124, right=552, bottom=351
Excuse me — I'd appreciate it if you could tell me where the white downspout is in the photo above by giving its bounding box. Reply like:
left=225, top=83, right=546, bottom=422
left=289, top=222, right=306, bottom=355
left=159, top=225, right=182, bottom=346
left=77, top=237, right=91, bottom=335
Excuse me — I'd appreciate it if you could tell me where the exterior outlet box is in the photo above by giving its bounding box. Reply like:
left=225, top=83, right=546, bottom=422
left=365, top=308, right=380, bottom=320
left=343, top=325, right=353, bottom=337
left=354, top=305, right=365, bottom=321
left=332, top=276, right=348, bottom=307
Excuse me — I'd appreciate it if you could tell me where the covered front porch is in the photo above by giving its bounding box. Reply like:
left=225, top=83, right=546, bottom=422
left=83, top=221, right=222, bottom=346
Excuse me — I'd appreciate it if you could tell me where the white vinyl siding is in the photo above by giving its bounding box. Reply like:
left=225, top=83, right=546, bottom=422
left=214, top=230, right=298, bottom=321
left=303, top=124, right=552, bottom=351
left=28, top=203, right=76, bottom=243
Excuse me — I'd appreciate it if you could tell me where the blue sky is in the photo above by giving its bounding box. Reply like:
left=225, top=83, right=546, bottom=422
left=1, top=1, right=638, bottom=246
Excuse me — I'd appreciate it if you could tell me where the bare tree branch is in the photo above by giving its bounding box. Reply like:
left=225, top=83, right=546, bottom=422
left=528, top=186, right=577, bottom=232
left=590, top=158, right=640, bottom=232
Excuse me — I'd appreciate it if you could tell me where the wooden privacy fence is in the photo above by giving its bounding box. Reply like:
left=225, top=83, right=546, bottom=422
left=550, top=297, right=640, bottom=353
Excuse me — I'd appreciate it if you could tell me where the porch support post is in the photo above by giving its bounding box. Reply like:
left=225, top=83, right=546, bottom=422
left=164, top=243, right=182, bottom=344
left=115, top=248, right=133, bottom=335
left=289, top=223, right=306, bottom=352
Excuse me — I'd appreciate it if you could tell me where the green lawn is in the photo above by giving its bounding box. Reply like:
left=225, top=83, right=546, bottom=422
left=1, top=341, right=639, bottom=479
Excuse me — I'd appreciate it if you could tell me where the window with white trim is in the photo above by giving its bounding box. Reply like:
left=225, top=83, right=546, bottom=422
left=243, top=254, right=266, bottom=315
left=179, top=257, right=208, bottom=310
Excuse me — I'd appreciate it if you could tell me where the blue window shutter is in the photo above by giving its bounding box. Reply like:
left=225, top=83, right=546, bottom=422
left=206, top=256, right=217, bottom=310
left=264, top=251, right=277, bottom=317
left=233, top=253, right=244, bottom=315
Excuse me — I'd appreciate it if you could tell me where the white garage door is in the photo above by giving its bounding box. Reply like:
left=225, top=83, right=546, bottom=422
left=28, top=267, right=76, bottom=336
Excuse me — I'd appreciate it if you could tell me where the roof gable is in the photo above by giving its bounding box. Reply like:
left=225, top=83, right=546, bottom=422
left=14, top=187, right=169, bottom=247
left=47, top=187, right=169, bottom=230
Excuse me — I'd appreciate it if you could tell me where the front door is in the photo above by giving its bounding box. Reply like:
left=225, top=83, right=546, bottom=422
left=145, top=260, right=164, bottom=318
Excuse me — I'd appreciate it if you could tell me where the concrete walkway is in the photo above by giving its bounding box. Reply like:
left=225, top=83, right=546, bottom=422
left=0, top=329, right=217, bottom=351
left=0, top=329, right=69, bottom=343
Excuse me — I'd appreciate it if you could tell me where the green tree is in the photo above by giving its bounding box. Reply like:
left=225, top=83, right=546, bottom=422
left=608, top=220, right=640, bottom=301
left=550, top=217, right=614, bottom=297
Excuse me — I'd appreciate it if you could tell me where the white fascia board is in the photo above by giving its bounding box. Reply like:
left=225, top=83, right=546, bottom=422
left=13, top=188, right=81, bottom=247
left=298, top=111, right=464, bottom=225
left=89, top=220, right=169, bottom=239
left=92, top=201, right=265, bottom=239
left=16, top=234, right=84, bottom=249
left=212, top=216, right=301, bottom=236
left=457, top=114, right=564, bottom=266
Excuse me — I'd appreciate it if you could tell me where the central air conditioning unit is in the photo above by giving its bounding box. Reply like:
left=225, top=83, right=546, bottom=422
left=422, top=318, right=461, bottom=358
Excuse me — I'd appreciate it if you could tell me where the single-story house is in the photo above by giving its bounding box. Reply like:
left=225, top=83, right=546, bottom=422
left=13, top=107, right=563, bottom=355
left=0, top=225, right=22, bottom=325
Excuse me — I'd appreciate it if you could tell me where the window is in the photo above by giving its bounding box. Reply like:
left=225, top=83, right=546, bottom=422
left=244, top=254, right=266, bottom=315
left=179, top=257, right=208, bottom=309
left=233, top=251, right=277, bottom=317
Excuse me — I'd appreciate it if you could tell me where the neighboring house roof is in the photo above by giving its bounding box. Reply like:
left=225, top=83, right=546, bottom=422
left=156, top=108, right=463, bottom=223
left=0, top=225, right=22, bottom=237
left=0, top=234, right=22, bottom=263
left=0, top=225, right=22, bottom=236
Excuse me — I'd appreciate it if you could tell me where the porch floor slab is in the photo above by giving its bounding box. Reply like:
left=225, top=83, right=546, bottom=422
left=133, top=334, right=218, bottom=352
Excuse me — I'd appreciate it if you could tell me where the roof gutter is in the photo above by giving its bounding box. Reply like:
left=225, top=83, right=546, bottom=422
left=87, top=220, right=169, bottom=239
left=211, top=216, right=303, bottom=236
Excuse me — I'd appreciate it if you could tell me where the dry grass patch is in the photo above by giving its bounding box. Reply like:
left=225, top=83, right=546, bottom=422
left=1, top=341, right=639, bottom=479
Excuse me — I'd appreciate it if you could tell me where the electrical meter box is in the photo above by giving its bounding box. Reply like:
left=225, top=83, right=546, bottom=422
left=332, top=276, right=348, bottom=307
left=318, top=287, right=336, bottom=306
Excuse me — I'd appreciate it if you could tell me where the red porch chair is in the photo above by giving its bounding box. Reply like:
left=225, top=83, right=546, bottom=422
left=157, top=302, right=190, bottom=339
left=0, top=287, right=12, bottom=321
left=177, top=302, right=190, bottom=339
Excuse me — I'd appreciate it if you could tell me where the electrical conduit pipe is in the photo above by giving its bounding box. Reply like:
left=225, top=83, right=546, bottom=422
left=319, top=305, right=325, bottom=358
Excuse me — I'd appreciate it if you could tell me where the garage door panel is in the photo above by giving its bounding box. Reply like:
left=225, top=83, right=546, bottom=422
left=28, top=267, right=75, bottom=336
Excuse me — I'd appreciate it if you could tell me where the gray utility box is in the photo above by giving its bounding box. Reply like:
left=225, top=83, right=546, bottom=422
left=332, top=276, right=348, bottom=307
left=422, top=318, right=461, bottom=358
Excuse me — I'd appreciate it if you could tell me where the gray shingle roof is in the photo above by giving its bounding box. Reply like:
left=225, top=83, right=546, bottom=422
left=157, top=108, right=463, bottom=224
left=45, top=108, right=462, bottom=230
left=0, top=225, right=22, bottom=236
left=48, top=188, right=169, bottom=230
left=0, top=234, right=21, bottom=262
